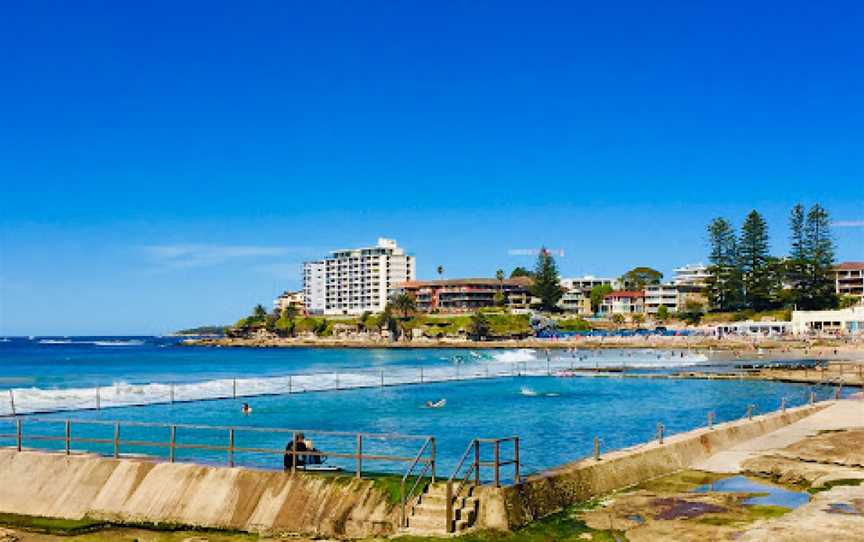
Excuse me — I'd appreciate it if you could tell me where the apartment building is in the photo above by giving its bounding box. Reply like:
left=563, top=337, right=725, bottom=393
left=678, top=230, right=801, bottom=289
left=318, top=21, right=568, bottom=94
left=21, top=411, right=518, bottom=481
left=673, top=264, right=710, bottom=288
left=644, top=284, right=680, bottom=314
left=833, top=262, right=864, bottom=303
left=601, top=291, right=645, bottom=315
left=273, top=290, right=305, bottom=314
left=558, top=276, right=619, bottom=315
left=303, top=261, right=326, bottom=314
left=396, top=277, right=533, bottom=313
left=303, top=238, right=415, bottom=315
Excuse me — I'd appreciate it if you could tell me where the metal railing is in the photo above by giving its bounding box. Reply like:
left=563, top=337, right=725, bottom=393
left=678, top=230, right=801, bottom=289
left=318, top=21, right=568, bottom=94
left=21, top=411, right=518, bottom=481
left=0, top=417, right=433, bottom=479
left=399, top=437, right=437, bottom=527
left=444, top=437, right=519, bottom=532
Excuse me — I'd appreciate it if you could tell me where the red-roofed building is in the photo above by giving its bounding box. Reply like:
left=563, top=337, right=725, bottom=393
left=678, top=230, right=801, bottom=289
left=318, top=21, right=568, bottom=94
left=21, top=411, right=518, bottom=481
left=395, top=277, right=534, bottom=313
left=833, top=262, right=864, bottom=302
left=601, top=291, right=645, bottom=315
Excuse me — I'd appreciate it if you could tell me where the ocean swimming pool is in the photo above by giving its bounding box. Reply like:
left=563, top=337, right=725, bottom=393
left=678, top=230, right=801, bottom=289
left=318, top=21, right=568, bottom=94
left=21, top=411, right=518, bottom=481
left=0, top=338, right=849, bottom=477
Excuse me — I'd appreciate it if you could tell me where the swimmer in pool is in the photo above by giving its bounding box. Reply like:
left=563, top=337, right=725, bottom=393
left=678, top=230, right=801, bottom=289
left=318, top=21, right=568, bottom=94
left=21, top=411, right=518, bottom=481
left=425, top=399, right=447, bottom=408
left=241, top=402, right=252, bottom=415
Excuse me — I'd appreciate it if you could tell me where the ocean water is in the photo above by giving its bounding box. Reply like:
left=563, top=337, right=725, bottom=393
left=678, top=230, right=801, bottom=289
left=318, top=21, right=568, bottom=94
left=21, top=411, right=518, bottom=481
left=0, top=337, right=847, bottom=478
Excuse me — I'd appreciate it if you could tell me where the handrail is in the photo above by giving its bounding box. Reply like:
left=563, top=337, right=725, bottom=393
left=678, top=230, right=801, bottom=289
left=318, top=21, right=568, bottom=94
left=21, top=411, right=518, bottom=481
left=0, top=417, right=432, bottom=479
left=399, top=436, right=436, bottom=527
left=444, top=437, right=520, bottom=533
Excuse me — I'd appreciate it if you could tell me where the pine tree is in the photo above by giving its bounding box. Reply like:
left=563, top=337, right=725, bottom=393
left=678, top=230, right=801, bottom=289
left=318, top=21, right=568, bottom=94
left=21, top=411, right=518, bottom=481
left=705, top=218, right=743, bottom=311
left=739, top=210, right=774, bottom=310
left=782, top=204, right=807, bottom=307
left=530, top=247, right=563, bottom=312
left=799, top=204, right=837, bottom=310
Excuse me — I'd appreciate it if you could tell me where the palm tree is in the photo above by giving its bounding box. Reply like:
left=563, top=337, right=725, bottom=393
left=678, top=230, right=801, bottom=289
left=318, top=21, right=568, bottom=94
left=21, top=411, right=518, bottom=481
left=495, top=268, right=506, bottom=307
left=282, top=305, right=299, bottom=336
left=391, top=293, right=417, bottom=319
left=437, top=265, right=444, bottom=280
left=253, top=304, right=268, bottom=320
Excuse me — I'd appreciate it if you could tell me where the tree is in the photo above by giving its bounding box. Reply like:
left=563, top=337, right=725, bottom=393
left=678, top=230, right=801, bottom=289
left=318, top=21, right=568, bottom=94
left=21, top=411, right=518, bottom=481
left=391, top=292, right=417, bottom=319
left=656, top=305, right=669, bottom=323
left=611, top=313, right=625, bottom=325
left=493, top=291, right=506, bottom=307
left=680, top=301, right=704, bottom=325
left=739, top=210, right=774, bottom=311
left=510, top=266, right=533, bottom=278
left=252, top=304, right=268, bottom=320
left=437, top=265, right=444, bottom=279
left=631, top=313, right=645, bottom=327
left=276, top=305, right=299, bottom=337
left=589, top=284, right=613, bottom=314
left=529, top=248, right=562, bottom=312
left=705, top=218, right=743, bottom=311
left=468, top=312, right=491, bottom=340
left=799, top=204, right=838, bottom=310
left=620, top=267, right=663, bottom=290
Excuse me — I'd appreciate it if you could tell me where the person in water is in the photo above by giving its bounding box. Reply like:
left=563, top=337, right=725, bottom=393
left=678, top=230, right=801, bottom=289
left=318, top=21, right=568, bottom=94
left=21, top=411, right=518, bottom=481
left=425, top=399, right=446, bottom=408
left=284, top=432, right=307, bottom=470
left=241, top=402, right=252, bottom=415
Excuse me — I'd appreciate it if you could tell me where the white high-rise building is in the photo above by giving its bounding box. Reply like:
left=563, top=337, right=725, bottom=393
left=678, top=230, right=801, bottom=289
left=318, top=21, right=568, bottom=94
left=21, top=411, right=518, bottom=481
left=303, top=261, right=326, bottom=315
left=303, top=238, right=415, bottom=315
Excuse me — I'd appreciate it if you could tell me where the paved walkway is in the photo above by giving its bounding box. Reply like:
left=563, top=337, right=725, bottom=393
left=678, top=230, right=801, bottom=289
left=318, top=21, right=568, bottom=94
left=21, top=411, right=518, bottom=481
left=694, top=397, right=864, bottom=473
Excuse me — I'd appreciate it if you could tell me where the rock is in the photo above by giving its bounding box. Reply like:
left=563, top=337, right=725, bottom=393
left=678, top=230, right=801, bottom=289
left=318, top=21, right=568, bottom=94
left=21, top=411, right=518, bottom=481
left=0, top=528, right=18, bottom=542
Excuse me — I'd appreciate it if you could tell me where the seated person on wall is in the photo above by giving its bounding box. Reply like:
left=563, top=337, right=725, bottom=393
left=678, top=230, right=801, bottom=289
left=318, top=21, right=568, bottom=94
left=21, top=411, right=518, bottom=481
left=284, top=432, right=308, bottom=470
left=284, top=433, right=327, bottom=470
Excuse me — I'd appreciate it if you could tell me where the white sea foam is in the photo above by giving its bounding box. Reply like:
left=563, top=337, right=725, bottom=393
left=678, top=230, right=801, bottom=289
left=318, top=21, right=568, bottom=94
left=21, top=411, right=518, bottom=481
left=0, top=349, right=709, bottom=416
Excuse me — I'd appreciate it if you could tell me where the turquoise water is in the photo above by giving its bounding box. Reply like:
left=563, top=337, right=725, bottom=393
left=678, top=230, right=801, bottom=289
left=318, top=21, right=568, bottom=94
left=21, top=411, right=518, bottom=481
left=0, top=337, right=848, bottom=479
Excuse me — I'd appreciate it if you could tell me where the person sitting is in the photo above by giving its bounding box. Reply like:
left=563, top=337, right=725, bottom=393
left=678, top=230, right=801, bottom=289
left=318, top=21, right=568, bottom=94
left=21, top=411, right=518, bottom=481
left=284, top=432, right=308, bottom=470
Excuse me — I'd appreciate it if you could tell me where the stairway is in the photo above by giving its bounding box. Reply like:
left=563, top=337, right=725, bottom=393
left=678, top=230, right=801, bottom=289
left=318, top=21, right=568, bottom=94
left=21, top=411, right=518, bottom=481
left=402, top=483, right=479, bottom=535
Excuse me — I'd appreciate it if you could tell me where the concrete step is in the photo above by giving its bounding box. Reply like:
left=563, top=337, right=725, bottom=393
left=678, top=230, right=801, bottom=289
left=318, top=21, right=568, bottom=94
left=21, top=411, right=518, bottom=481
left=406, top=514, right=448, bottom=531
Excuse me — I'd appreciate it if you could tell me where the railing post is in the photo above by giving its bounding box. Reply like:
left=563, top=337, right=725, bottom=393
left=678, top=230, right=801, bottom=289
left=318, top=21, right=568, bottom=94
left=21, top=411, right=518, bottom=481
left=113, top=423, right=120, bottom=458
left=8, top=389, right=15, bottom=416
left=232, top=378, right=237, bottom=399
left=228, top=429, right=235, bottom=467
left=657, top=422, right=664, bottom=445
left=781, top=397, right=786, bottom=413
left=708, top=411, right=715, bottom=430
left=420, top=367, right=424, bottom=383
left=96, top=387, right=101, bottom=410
left=493, top=440, right=500, bottom=487
left=65, top=419, right=71, bottom=455
left=747, top=404, right=754, bottom=420
left=473, top=440, right=480, bottom=485
left=16, top=418, right=22, bottom=452
left=291, top=431, right=297, bottom=474
left=810, top=391, right=816, bottom=405
left=445, top=481, right=454, bottom=533
left=593, top=436, right=600, bottom=460
left=169, top=425, right=176, bottom=463
left=834, top=386, right=841, bottom=400
left=355, top=434, right=362, bottom=479
left=514, top=437, right=521, bottom=484
left=431, top=437, right=437, bottom=483
left=289, top=375, right=293, bottom=394
left=170, top=383, right=175, bottom=404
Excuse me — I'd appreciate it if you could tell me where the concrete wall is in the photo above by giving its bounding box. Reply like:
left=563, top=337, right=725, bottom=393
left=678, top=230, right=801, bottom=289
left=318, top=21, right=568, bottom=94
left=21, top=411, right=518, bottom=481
left=0, top=451, right=398, bottom=538
left=477, top=403, right=826, bottom=530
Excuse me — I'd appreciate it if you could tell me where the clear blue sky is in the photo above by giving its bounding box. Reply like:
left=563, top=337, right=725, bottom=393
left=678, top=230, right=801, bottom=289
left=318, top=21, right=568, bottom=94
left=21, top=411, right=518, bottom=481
left=1, top=1, right=862, bottom=335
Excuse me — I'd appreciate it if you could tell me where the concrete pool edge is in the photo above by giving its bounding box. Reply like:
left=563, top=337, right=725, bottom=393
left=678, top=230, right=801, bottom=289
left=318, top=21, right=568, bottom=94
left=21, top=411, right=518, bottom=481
left=0, top=451, right=400, bottom=538
left=477, top=402, right=828, bottom=531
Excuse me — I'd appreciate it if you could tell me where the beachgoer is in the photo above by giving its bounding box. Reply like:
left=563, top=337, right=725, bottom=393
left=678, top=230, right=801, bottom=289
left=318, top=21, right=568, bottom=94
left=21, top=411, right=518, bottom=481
left=241, top=402, right=252, bottom=414
left=284, top=432, right=308, bottom=470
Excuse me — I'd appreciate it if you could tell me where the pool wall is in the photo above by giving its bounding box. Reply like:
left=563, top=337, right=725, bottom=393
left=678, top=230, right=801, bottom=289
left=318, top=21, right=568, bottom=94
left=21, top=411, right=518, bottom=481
left=484, top=402, right=827, bottom=530
left=0, top=450, right=398, bottom=538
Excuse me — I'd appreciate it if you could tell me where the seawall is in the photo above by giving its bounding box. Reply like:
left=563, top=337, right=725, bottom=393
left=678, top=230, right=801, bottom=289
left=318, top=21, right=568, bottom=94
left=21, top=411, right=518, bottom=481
left=0, top=451, right=398, bottom=538
left=477, top=403, right=826, bottom=530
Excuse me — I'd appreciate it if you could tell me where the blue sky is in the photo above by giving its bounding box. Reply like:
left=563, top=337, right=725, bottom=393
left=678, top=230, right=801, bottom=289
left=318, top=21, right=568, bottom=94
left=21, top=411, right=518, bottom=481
left=1, top=1, right=862, bottom=335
